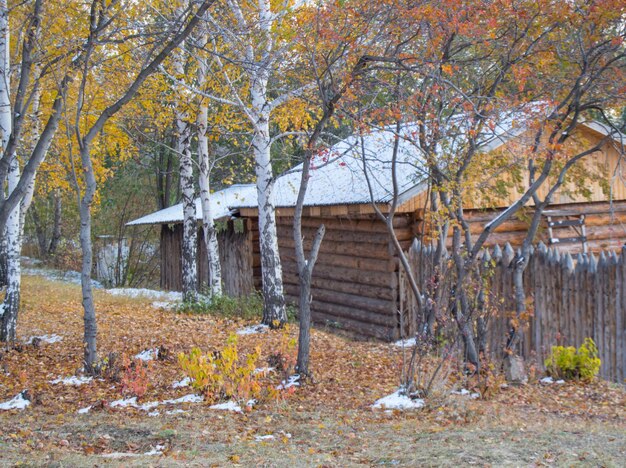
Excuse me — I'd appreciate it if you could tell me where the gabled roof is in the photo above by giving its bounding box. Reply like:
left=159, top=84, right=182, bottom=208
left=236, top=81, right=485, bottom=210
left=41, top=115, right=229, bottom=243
left=127, top=117, right=624, bottom=226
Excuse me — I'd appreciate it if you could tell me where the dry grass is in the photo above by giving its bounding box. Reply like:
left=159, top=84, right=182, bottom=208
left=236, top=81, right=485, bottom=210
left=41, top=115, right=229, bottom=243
left=0, top=274, right=624, bottom=466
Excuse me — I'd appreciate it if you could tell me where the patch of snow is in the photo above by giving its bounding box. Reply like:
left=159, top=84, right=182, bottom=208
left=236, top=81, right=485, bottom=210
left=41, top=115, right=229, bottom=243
left=253, top=367, right=275, bottom=375
left=0, top=392, right=30, bottom=410
left=134, top=348, right=159, bottom=361
left=277, top=374, right=300, bottom=390
left=393, top=337, right=417, bottom=347
left=209, top=401, right=242, bottom=412
left=166, top=409, right=187, bottom=415
left=152, top=301, right=176, bottom=310
left=161, top=394, right=204, bottom=405
left=148, top=410, right=160, bottom=417
left=50, top=376, right=93, bottom=386
left=25, top=334, right=63, bottom=345
left=255, top=434, right=275, bottom=441
left=451, top=388, right=480, bottom=399
left=110, top=397, right=138, bottom=408
left=77, top=406, right=92, bottom=414
left=236, top=324, right=269, bottom=335
left=110, top=393, right=203, bottom=412
left=172, top=377, right=192, bottom=388
left=101, top=444, right=165, bottom=458
left=541, top=377, right=566, bottom=385
left=105, top=288, right=182, bottom=302
left=372, top=389, right=425, bottom=410
left=22, top=266, right=103, bottom=288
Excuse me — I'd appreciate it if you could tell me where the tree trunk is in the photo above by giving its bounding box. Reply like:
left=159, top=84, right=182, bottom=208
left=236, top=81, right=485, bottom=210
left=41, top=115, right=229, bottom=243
left=48, top=190, right=62, bottom=256
left=1, top=159, right=21, bottom=343
left=197, top=104, right=222, bottom=297
left=253, top=117, right=286, bottom=326
left=0, top=0, right=20, bottom=344
left=195, top=29, right=221, bottom=297
left=79, top=146, right=98, bottom=373
left=173, top=40, right=197, bottom=303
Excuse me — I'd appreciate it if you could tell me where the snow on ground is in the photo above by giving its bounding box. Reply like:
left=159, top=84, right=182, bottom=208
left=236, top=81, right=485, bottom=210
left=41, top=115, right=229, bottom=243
left=209, top=401, right=242, bottom=412
left=22, top=263, right=103, bottom=288
left=254, top=434, right=275, bottom=441
left=253, top=367, right=275, bottom=376
left=540, top=377, right=565, bottom=385
left=50, top=376, right=93, bottom=386
left=393, top=337, right=417, bottom=347
left=110, top=397, right=138, bottom=408
left=0, top=392, right=30, bottom=410
left=109, top=394, right=204, bottom=412
left=134, top=348, right=159, bottom=361
left=172, top=377, right=192, bottom=388
left=372, top=389, right=425, bottom=410
left=77, top=406, right=92, bottom=414
left=277, top=374, right=300, bottom=390
left=105, top=288, right=182, bottom=302
left=152, top=301, right=177, bottom=310
left=451, top=388, right=480, bottom=399
left=25, top=334, right=63, bottom=345
left=101, top=444, right=165, bottom=458
left=236, top=324, right=269, bottom=335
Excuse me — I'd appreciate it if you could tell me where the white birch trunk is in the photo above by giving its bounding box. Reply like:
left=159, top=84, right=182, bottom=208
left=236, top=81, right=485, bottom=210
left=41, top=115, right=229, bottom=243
left=195, top=25, right=221, bottom=297
left=0, top=0, right=20, bottom=343
left=252, top=113, right=286, bottom=325
left=173, top=37, right=197, bottom=302
left=197, top=110, right=222, bottom=297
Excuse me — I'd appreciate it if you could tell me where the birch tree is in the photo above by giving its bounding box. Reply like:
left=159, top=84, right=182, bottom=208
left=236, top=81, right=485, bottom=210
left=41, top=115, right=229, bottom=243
left=200, top=0, right=316, bottom=326
left=172, top=19, right=198, bottom=303
left=68, top=0, right=216, bottom=373
left=0, top=0, right=18, bottom=342
left=194, top=26, right=222, bottom=297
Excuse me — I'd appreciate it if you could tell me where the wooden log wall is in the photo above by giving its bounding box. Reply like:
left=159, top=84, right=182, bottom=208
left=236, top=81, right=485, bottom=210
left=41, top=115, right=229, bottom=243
left=400, top=241, right=626, bottom=383
left=415, top=201, right=626, bottom=254
left=160, top=220, right=253, bottom=297
left=251, top=214, right=411, bottom=340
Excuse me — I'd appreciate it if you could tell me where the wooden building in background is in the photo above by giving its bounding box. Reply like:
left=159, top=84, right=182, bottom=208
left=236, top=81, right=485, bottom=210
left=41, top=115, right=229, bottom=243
left=128, top=119, right=626, bottom=340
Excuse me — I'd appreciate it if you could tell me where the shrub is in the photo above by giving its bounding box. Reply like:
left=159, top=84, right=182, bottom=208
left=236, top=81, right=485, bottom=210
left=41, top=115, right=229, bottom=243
left=175, top=293, right=263, bottom=320
left=120, top=355, right=152, bottom=398
left=178, top=334, right=262, bottom=404
left=544, top=338, right=601, bottom=382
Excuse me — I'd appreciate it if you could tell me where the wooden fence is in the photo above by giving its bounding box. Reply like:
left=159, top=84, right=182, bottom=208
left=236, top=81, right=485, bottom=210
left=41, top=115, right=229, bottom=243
left=398, top=241, right=626, bottom=383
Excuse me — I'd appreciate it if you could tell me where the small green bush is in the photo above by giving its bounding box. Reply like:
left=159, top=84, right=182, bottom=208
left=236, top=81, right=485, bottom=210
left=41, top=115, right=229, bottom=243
left=544, top=338, right=601, bottom=382
left=175, top=293, right=263, bottom=320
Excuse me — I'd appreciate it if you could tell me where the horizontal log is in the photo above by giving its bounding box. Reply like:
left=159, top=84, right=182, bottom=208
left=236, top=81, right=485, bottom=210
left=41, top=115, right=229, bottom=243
left=282, top=261, right=397, bottom=288
left=276, top=225, right=391, bottom=245
left=276, top=215, right=410, bottom=232
left=309, top=307, right=397, bottom=340
left=282, top=273, right=396, bottom=301
left=284, top=283, right=394, bottom=316
left=279, top=247, right=397, bottom=272
left=278, top=236, right=392, bottom=260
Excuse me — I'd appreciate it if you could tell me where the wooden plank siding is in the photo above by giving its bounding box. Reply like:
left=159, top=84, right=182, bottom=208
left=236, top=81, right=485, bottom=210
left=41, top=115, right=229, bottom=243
left=160, top=220, right=254, bottom=297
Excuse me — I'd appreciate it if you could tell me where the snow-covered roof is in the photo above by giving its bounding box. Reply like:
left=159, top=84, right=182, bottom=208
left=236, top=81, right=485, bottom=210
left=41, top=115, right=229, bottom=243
left=127, top=115, right=621, bottom=225
left=126, top=184, right=257, bottom=226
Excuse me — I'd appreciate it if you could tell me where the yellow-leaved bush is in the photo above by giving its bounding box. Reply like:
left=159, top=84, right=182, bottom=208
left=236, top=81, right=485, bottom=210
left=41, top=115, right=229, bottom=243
left=544, top=338, right=601, bottom=382
left=178, top=334, right=262, bottom=404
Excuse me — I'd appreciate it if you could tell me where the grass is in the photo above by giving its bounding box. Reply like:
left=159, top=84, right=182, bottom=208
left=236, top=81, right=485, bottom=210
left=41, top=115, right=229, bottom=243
left=0, top=273, right=624, bottom=466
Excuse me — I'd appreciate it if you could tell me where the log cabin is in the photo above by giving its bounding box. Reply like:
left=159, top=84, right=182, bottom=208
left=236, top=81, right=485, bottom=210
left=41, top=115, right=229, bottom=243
left=128, top=118, right=626, bottom=340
